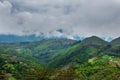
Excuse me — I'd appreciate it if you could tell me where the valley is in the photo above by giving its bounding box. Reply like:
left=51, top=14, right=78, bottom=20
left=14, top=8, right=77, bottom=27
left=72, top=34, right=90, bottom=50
left=0, top=36, right=120, bottom=80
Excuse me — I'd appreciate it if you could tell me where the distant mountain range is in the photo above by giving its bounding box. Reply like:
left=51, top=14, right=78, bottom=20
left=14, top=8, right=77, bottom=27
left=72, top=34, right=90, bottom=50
left=0, top=34, right=79, bottom=43
left=0, top=34, right=45, bottom=42
left=0, top=34, right=113, bottom=43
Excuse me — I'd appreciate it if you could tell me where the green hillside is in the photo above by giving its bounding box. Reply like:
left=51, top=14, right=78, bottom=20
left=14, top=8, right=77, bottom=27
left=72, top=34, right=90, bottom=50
left=0, top=36, right=120, bottom=80
left=0, top=39, right=76, bottom=66
left=49, top=36, right=109, bottom=67
left=111, top=37, right=120, bottom=46
left=75, top=55, right=120, bottom=80
left=80, top=36, right=109, bottom=46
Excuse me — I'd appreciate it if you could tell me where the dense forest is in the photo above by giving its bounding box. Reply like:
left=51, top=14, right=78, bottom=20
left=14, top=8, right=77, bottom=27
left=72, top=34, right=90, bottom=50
left=0, top=36, right=120, bottom=80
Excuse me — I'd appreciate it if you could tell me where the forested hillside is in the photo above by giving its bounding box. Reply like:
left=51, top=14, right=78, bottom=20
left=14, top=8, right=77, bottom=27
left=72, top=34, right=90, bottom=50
left=0, top=36, right=120, bottom=80
left=0, top=39, right=76, bottom=66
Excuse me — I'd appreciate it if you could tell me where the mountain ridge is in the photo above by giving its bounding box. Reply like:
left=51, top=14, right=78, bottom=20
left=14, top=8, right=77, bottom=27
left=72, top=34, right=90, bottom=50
left=0, top=34, right=117, bottom=43
left=48, top=36, right=120, bottom=67
left=111, top=37, right=120, bottom=46
left=0, top=36, right=120, bottom=79
left=80, top=36, right=109, bottom=46
left=0, top=36, right=120, bottom=67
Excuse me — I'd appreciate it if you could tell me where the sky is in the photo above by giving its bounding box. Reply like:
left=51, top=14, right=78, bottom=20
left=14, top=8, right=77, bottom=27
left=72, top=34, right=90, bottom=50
left=0, top=0, right=120, bottom=39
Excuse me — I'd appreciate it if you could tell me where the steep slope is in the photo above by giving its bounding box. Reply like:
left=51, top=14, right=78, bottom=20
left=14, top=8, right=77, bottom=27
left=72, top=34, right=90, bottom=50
left=0, top=45, right=120, bottom=80
left=30, top=39, right=76, bottom=65
left=1, top=36, right=120, bottom=80
left=111, top=37, right=120, bottom=46
left=49, top=36, right=109, bottom=68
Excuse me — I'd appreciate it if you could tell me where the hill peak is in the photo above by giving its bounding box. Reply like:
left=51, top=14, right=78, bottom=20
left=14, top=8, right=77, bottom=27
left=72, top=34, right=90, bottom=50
left=111, top=37, right=120, bottom=46
left=80, top=36, right=108, bottom=46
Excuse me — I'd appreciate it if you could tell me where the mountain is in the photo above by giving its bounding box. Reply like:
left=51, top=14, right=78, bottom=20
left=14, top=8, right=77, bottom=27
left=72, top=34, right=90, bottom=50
left=0, top=36, right=120, bottom=80
left=1, top=36, right=120, bottom=68
left=0, top=38, right=77, bottom=66
left=80, top=36, right=109, bottom=46
left=49, top=36, right=109, bottom=67
left=49, top=42, right=97, bottom=67
left=0, top=34, right=45, bottom=43
left=111, top=37, right=120, bottom=46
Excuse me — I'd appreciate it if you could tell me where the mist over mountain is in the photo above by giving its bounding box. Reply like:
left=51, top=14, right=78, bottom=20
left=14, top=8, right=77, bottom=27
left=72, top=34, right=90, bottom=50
left=0, top=0, right=120, bottom=38
left=0, top=34, right=114, bottom=43
left=0, top=34, right=45, bottom=42
left=0, top=0, right=120, bottom=79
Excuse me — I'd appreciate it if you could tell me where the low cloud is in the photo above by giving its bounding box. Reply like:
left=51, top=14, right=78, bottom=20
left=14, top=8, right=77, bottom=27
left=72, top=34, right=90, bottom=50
left=0, top=0, right=120, bottom=39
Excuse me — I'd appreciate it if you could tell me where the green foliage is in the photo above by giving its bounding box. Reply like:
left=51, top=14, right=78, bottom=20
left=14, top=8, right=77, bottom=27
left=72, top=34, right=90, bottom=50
left=9, top=77, right=16, bottom=80
left=49, top=44, right=98, bottom=68
left=80, top=36, right=108, bottom=46
left=75, top=56, right=120, bottom=80
left=54, top=65, right=78, bottom=80
left=0, top=39, right=76, bottom=66
left=0, top=37, right=120, bottom=80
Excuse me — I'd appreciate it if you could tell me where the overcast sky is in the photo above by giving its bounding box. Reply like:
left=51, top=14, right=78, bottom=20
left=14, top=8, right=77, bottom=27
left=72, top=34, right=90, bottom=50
left=0, top=0, right=120, bottom=39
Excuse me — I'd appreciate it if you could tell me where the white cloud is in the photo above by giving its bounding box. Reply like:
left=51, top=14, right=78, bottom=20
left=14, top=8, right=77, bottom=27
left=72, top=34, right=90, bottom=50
left=0, top=0, right=120, bottom=38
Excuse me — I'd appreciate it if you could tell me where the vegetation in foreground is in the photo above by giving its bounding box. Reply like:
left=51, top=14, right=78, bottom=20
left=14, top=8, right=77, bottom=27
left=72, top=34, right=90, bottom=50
left=0, top=36, right=120, bottom=80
